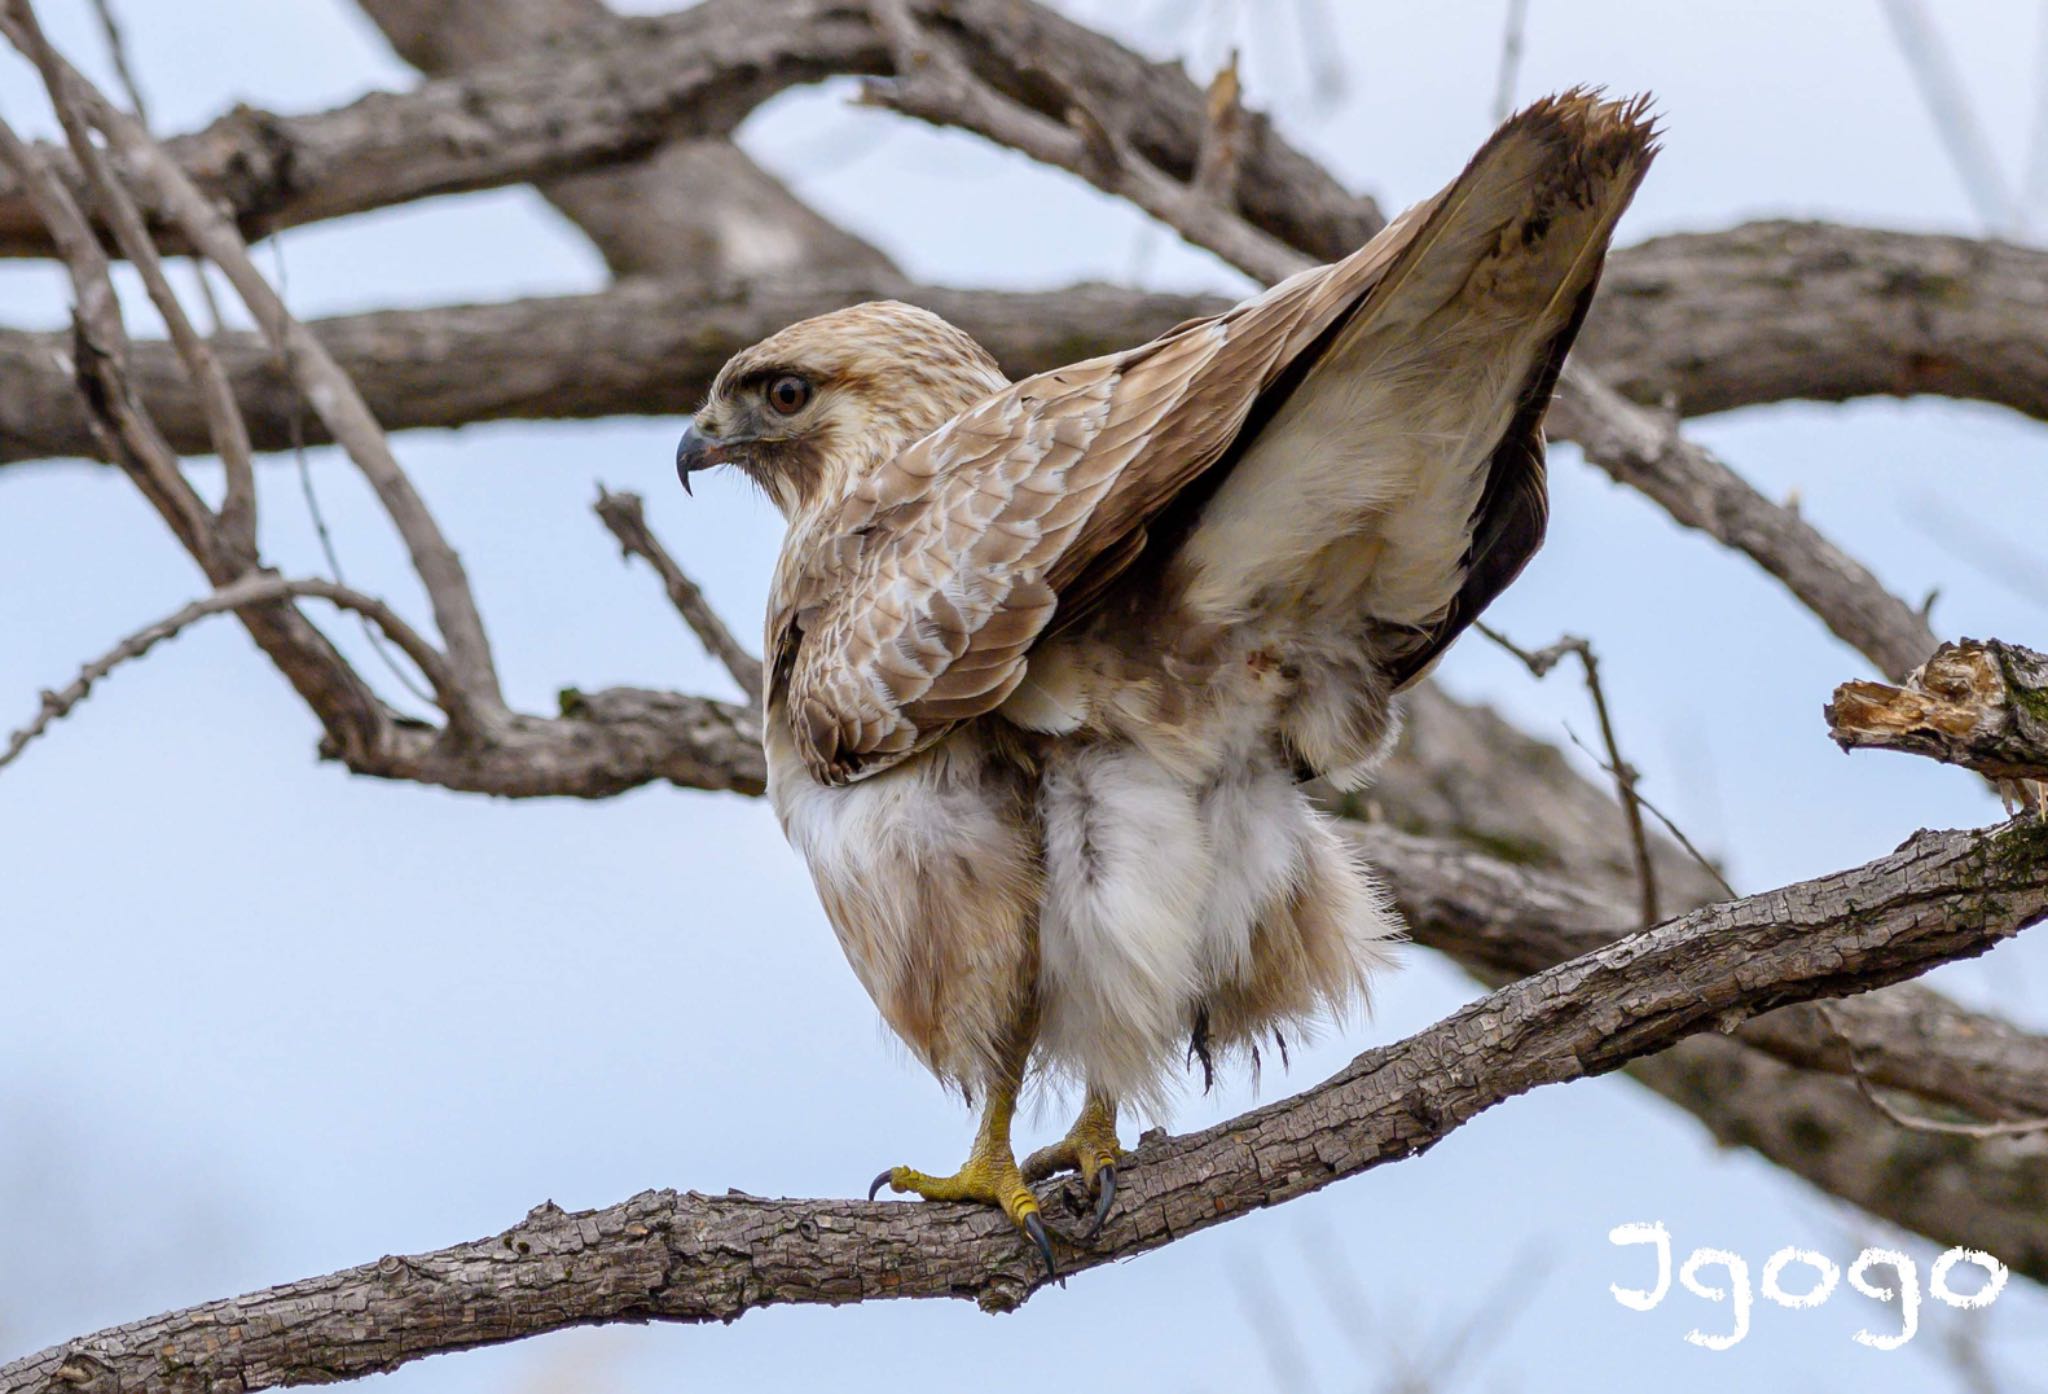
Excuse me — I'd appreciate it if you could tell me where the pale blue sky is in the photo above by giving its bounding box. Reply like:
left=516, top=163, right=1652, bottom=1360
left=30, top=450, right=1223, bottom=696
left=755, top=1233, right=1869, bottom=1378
left=4, top=3, right=2047, bottom=1391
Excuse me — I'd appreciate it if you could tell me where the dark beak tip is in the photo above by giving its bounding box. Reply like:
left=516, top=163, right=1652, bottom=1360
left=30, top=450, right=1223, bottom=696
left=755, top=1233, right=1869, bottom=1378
left=676, top=421, right=728, bottom=497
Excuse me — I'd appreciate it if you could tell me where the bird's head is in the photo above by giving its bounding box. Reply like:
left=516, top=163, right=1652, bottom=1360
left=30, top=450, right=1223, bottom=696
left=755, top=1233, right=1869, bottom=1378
left=676, top=300, right=1008, bottom=518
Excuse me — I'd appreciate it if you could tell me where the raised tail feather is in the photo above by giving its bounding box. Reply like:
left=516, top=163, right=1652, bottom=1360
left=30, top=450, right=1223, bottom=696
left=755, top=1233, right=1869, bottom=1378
left=1174, top=91, right=1656, bottom=777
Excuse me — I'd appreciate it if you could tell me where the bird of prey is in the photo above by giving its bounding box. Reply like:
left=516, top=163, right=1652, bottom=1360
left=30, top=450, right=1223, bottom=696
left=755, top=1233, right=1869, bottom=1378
left=677, top=91, right=1655, bottom=1278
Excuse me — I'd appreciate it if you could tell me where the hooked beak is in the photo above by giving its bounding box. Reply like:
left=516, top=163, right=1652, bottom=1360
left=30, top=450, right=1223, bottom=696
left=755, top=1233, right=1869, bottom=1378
left=675, top=420, right=736, bottom=495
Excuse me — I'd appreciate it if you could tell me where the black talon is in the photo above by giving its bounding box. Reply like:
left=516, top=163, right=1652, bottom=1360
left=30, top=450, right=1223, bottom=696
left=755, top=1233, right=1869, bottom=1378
left=868, top=1169, right=896, bottom=1202
left=1023, top=1211, right=1061, bottom=1285
left=1085, top=1163, right=1117, bottom=1240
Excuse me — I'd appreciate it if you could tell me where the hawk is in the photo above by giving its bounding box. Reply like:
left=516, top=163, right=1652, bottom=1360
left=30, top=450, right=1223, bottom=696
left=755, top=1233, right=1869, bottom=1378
left=677, top=92, right=1655, bottom=1277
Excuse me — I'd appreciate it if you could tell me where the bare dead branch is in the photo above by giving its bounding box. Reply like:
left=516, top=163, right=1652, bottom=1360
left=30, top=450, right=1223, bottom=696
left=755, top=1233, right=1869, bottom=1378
left=1819, top=1003, right=2048, bottom=1138
left=1828, top=639, right=2048, bottom=808
left=1581, top=222, right=2048, bottom=423
left=1554, top=724, right=1739, bottom=902
left=1, top=573, right=461, bottom=774
left=9, top=223, right=2044, bottom=468
left=351, top=0, right=898, bottom=281
left=4, top=819, right=2042, bottom=1394
left=1476, top=625, right=1661, bottom=923
left=594, top=488, right=764, bottom=705
left=1550, top=365, right=1940, bottom=680
left=0, top=0, right=1381, bottom=266
left=0, top=277, right=1224, bottom=464
left=10, top=0, right=256, bottom=549
left=1, top=5, right=507, bottom=720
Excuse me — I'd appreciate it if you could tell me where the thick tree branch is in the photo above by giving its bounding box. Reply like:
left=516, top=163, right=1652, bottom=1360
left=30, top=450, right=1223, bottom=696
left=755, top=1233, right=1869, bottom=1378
left=1549, top=366, right=1939, bottom=680
left=349, top=0, right=897, bottom=280
left=7, top=224, right=2043, bottom=468
left=0, top=277, right=1220, bottom=464
left=1581, top=221, right=2048, bottom=421
left=6, top=820, right=2043, bottom=1394
left=0, top=0, right=1377, bottom=265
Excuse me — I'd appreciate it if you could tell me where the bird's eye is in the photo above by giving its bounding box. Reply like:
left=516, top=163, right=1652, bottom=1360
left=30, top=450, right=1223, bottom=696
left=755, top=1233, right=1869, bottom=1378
left=766, top=375, right=812, bottom=416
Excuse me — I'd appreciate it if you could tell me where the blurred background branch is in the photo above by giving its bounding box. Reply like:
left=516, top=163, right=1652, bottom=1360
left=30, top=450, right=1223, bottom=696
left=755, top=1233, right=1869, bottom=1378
left=5, top=0, right=2048, bottom=1387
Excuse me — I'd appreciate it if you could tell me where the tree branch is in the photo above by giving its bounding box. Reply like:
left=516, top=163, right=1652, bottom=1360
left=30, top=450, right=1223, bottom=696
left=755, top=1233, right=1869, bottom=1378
left=1828, top=638, right=2048, bottom=804
left=0, top=0, right=1378, bottom=265
left=0, top=276, right=1223, bottom=464
left=1549, top=365, right=1939, bottom=680
left=593, top=488, right=764, bottom=704
left=8, top=224, right=2043, bottom=467
left=1, top=572, right=463, bottom=774
left=349, top=0, right=898, bottom=281
left=6, top=819, right=2042, bottom=1394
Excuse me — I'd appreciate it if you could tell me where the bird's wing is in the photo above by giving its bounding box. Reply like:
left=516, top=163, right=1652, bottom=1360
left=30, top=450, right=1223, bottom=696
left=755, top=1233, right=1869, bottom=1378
left=766, top=258, right=1377, bottom=785
left=771, top=91, right=1655, bottom=786
left=1174, top=88, right=1656, bottom=697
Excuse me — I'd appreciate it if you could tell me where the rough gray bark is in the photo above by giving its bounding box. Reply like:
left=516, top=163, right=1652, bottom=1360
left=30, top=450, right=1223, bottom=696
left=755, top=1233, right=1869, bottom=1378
left=1550, top=368, right=1940, bottom=682
left=0, top=0, right=1377, bottom=265
left=11, top=223, right=2046, bottom=467
left=3, top=820, right=2041, bottom=1394
left=1582, top=220, right=2048, bottom=422
left=0, top=277, right=1221, bottom=463
left=349, top=0, right=897, bottom=279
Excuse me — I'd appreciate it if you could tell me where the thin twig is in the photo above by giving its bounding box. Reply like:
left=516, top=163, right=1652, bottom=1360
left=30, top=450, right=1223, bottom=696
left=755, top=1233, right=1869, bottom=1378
left=1560, top=725, right=1739, bottom=902
left=13, top=0, right=257, bottom=550
left=1817, top=1003, right=2048, bottom=1138
left=1, top=2, right=506, bottom=720
left=85, top=0, right=148, bottom=125
left=594, top=488, right=764, bottom=704
left=2, top=573, right=462, bottom=774
left=1478, top=623, right=1662, bottom=922
left=1490, top=0, right=1528, bottom=124
left=1193, top=50, right=1245, bottom=204
left=270, top=234, right=436, bottom=709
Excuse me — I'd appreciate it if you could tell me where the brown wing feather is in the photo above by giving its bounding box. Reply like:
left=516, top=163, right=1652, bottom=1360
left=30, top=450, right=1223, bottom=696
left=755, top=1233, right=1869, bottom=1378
left=774, top=91, right=1655, bottom=785
left=769, top=252, right=1405, bottom=785
left=1376, top=277, right=1595, bottom=691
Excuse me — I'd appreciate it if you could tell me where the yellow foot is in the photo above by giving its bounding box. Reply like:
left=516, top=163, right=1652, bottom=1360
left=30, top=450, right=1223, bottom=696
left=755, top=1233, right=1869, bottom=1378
left=1021, top=1098, right=1124, bottom=1239
left=869, top=1152, right=1059, bottom=1283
